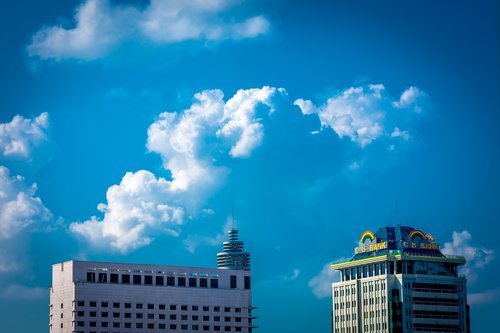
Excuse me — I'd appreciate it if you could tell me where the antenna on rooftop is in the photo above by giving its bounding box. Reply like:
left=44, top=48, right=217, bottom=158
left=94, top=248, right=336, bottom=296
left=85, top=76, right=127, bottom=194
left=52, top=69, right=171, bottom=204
left=231, top=201, right=236, bottom=230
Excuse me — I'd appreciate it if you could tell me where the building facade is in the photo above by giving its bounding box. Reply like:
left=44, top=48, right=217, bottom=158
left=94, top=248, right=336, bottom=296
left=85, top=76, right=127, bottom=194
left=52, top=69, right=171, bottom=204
left=49, top=229, right=255, bottom=333
left=331, top=226, right=469, bottom=333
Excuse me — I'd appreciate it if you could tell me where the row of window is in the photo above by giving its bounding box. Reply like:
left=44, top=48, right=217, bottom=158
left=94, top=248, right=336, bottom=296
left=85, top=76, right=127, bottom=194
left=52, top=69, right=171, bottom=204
left=74, top=312, right=248, bottom=322
left=86, top=273, right=251, bottom=290
left=73, top=301, right=244, bottom=313
left=73, top=322, right=246, bottom=331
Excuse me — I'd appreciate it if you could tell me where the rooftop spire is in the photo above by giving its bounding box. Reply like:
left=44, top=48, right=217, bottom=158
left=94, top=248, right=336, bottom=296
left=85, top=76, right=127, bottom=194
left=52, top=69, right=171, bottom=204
left=217, top=227, right=250, bottom=270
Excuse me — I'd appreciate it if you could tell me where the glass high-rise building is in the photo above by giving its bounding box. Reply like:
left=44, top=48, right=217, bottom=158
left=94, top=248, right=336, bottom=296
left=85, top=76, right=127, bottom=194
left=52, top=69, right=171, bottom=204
left=331, top=225, right=470, bottom=333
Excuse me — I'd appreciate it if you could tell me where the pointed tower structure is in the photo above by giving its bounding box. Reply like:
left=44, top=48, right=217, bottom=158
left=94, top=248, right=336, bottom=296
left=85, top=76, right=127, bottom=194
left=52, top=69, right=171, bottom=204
left=217, top=228, right=251, bottom=270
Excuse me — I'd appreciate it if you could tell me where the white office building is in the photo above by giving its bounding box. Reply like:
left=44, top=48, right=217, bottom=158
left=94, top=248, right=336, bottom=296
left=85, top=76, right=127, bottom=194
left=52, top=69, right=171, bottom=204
left=49, top=229, right=255, bottom=333
left=331, top=226, right=470, bottom=333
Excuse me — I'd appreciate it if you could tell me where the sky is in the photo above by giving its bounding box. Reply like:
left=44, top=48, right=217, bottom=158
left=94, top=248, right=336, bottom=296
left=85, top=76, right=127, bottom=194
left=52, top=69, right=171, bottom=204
left=0, top=0, right=498, bottom=332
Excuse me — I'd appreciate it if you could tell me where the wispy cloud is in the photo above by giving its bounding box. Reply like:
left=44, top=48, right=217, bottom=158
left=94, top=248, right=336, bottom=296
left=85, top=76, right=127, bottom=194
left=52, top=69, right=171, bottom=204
left=442, top=230, right=494, bottom=282
left=0, top=112, right=49, bottom=159
left=183, top=218, right=233, bottom=254
left=294, top=85, right=428, bottom=148
left=284, top=269, right=301, bottom=281
left=308, top=260, right=343, bottom=298
left=468, top=288, right=500, bottom=306
left=0, top=284, right=47, bottom=300
left=28, top=0, right=270, bottom=60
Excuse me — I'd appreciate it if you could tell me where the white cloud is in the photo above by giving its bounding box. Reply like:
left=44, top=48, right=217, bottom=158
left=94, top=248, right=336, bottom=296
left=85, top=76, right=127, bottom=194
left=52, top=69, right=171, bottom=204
left=348, top=161, right=360, bottom=171
left=0, top=112, right=49, bottom=159
left=442, top=230, right=494, bottom=281
left=70, top=170, right=184, bottom=253
left=391, top=127, right=410, bottom=141
left=0, top=166, right=52, bottom=239
left=284, top=269, right=301, bottom=281
left=308, top=261, right=340, bottom=298
left=393, top=86, right=428, bottom=113
left=0, top=284, right=47, bottom=300
left=28, top=0, right=270, bottom=60
left=73, top=87, right=283, bottom=252
left=294, top=84, right=427, bottom=147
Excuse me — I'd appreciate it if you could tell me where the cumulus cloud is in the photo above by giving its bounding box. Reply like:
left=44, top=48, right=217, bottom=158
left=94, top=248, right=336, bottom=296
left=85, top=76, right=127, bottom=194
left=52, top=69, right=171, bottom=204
left=0, top=112, right=49, bottom=159
left=28, top=0, right=270, bottom=60
left=72, top=87, right=284, bottom=252
left=308, top=261, right=341, bottom=298
left=70, top=170, right=184, bottom=253
left=0, top=166, right=52, bottom=239
left=294, top=85, right=427, bottom=147
left=442, top=230, right=494, bottom=281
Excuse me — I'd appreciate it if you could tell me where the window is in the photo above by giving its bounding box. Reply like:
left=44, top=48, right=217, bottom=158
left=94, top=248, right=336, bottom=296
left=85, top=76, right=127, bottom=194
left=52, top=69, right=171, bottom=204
left=193, top=315, right=199, bottom=321
left=159, top=314, right=166, bottom=320
left=101, top=302, right=108, bottom=307
left=181, top=315, right=188, bottom=320
left=244, top=276, right=251, bottom=290
left=203, top=316, right=209, bottom=321
left=148, top=314, right=154, bottom=319
left=214, top=306, right=220, bottom=312
left=224, top=307, right=230, bottom=312
left=170, top=324, right=177, bottom=329
left=159, top=324, right=166, bottom=329
left=136, top=313, right=143, bottom=319
left=224, top=317, right=231, bottom=322
left=122, top=274, right=130, bottom=284
left=225, top=327, right=231, bottom=332
left=113, top=312, right=120, bottom=318
left=159, top=304, right=166, bottom=310
left=145, top=275, right=153, bottom=285
left=125, top=312, right=131, bottom=318
left=136, top=303, right=143, bottom=309
left=181, top=305, right=188, bottom=311
left=125, top=323, right=132, bottom=328
left=210, top=279, right=218, bottom=288
left=170, top=314, right=177, bottom=320
left=112, top=302, right=120, bottom=308
left=156, top=276, right=164, bottom=285
left=203, top=325, right=210, bottom=331
left=77, top=321, right=84, bottom=327
left=77, top=311, right=84, bottom=317
left=214, top=326, right=220, bottom=331
left=230, top=275, right=237, bottom=288
left=125, top=303, right=131, bottom=309
left=170, top=305, right=177, bottom=310
left=203, top=306, right=209, bottom=312
left=167, top=276, right=175, bottom=286
left=200, top=278, right=208, bottom=288
left=189, top=277, right=197, bottom=287
left=90, top=311, right=97, bottom=317
left=192, top=306, right=199, bottom=311
left=178, top=277, right=186, bottom=287
left=133, top=275, right=142, bottom=284
left=89, top=301, right=96, bottom=307
left=77, top=301, right=85, bottom=307
left=101, top=312, right=108, bottom=317
left=113, top=322, right=120, bottom=328
left=181, top=324, right=188, bottom=330
left=148, top=304, right=154, bottom=310
left=136, top=323, right=143, bottom=329
left=98, top=273, right=107, bottom=283
left=214, top=316, right=220, bottom=322
left=193, top=325, right=199, bottom=330
left=87, top=272, right=96, bottom=283
left=89, top=321, right=96, bottom=327
left=110, top=273, right=119, bottom=283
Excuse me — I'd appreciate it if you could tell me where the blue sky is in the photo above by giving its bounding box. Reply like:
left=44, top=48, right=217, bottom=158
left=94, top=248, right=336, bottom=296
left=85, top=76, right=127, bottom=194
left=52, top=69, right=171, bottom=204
left=0, top=0, right=498, bottom=332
